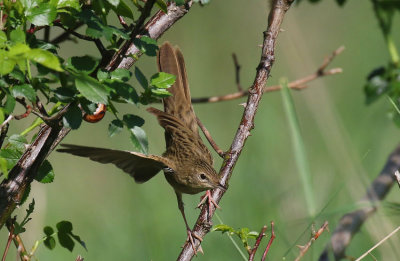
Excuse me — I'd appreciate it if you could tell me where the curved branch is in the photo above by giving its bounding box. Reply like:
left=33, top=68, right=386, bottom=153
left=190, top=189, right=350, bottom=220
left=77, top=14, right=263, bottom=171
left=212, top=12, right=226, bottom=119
left=177, top=0, right=295, bottom=259
left=319, top=144, right=400, bottom=260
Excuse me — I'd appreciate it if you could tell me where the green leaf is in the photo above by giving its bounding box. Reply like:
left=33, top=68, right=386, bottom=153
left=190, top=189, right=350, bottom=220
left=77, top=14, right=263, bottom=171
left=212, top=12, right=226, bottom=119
left=135, top=67, right=148, bottom=89
left=9, top=68, right=26, bottom=82
left=0, top=148, right=22, bottom=170
left=110, top=68, right=131, bottom=82
left=173, top=0, right=185, bottom=5
left=156, top=0, right=168, bottom=13
left=212, top=224, right=234, bottom=233
left=75, top=74, right=110, bottom=104
left=133, top=36, right=158, bottom=56
left=56, top=221, right=73, bottom=233
left=129, top=129, right=148, bottom=154
left=26, top=48, right=63, bottom=72
left=108, top=119, right=123, bottom=137
left=112, top=0, right=134, bottom=20
left=0, top=31, right=7, bottom=48
left=106, top=0, right=120, bottom=7
left=57, top=228, right=75, bottom=251
left=97, top=69, right=109, bottom=82
left=0, top=50, right=17, bottom=75
left=19, top=184, right=31, bottom=206
left=150, top=72, right=176, bottom=89
left=10, top=29, right=25, bottom=44
left=35, top=160, right=55, bottom=183
left=0, top=109, right=4, bottom=126
left=123, top=114, right=144, bottom=127
left=62, top=104, right=82, bottom=129
left=108, top=82, right=138, bottom=104
left=8, top=43, right=30, bottom=57
left=4, top=94, right=16, bottom=114
left=0, top=158, right=8, bottom=179
left=44, top=236, right=56, bottom=250
left=11, top=84, right=36, bottom=102
left=26, top=3, right=57, bottom=26
left=151, top=88, right=172, bottom=98
left=66, top=56, right=99, bottom=74
left=57, top=0, right=81, bottom=11
left=8, top=134, right=28, bottom=152
left=53, top=87, right=76, bottom=102
left=44, top=226, right=54, bottom=236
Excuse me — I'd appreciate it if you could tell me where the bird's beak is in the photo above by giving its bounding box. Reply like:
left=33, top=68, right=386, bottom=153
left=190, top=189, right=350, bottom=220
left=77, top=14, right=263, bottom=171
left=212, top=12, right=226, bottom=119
left=217, top=183, right=227, bottom=191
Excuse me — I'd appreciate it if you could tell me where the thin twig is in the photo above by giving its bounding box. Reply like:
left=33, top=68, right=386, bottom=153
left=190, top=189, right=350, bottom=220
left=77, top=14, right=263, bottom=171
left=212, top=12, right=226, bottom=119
left=248, top=225, right=267, bottom=261
left=295, top=221, right=329, bottom=261
left=261, top=221, right=276, bottom=261
left=196, top=116, right=225, bottom=157
left=51, top=22, right=84, bottom=44
left=118, top=15, right=129, bottom=30
left=355, top=226, right=400, bottom=261
left=54, top=23, right=94, bottom=41
left=6, top=219, right=29, bottom=261
left=232, top=53, right=243, bottom=91
left=177, top=0, right=295, bottom=259
left=191, top=46, right=344, bottom=104
left=1, top=219, right=14, bottom=261
left=0, top=123, right=9, bottom=149
left=130, top=0, right=157, bottom=39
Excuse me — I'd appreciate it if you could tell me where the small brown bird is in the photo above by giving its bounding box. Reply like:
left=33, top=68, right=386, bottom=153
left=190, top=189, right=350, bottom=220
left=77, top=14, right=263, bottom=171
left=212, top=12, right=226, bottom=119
left=58, top=42, right=223, bottom=253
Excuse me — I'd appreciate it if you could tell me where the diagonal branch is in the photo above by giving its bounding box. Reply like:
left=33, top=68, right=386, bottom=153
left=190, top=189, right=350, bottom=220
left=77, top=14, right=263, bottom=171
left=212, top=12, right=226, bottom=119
left=177, top=0, right=295, bottom=259
left=318, top=144, right=400, bottom=260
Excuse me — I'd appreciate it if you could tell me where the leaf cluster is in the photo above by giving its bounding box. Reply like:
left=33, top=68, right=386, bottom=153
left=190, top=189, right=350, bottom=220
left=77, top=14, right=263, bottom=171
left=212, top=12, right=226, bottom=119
left=213, top=224, right=260, bottom=253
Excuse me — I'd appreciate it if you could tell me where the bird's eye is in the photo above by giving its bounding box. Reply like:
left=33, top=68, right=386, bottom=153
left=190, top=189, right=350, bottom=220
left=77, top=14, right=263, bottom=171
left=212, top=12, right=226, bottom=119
left=199, top=173, right=207, bottom=180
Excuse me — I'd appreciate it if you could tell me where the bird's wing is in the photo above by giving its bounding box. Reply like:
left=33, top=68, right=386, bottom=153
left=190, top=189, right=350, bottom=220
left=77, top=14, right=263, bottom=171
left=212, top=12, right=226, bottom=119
left=57, top=144, right=174, bottom=183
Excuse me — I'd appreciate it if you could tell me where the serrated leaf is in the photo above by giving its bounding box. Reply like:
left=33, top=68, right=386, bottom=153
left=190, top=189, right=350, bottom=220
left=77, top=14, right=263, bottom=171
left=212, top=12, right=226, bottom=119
left=110, top=68, right=131, bottom=82
left=212, top=224, right=234, bottom=233
left=75, top=75, right=110, bottom=104
left=26, top=3, right=57, bottom=26
left=97, top=69, right=109, bottom=82
left=150, top=72, right=176, bottom=89
left=0, top=149, right=22, bottom=169
left=35, top=160, right=55, bottom=183
left=109, top=82, right=138, bottom=104
left=156, top=0, right=168, bottom=13
left=8, top=134, right=28, bottom=151
left=108, top=119, right=123, bottom=137
left=11, top=84, right=36, bottom=102
left=133, top=36, right=158, bottom=56
left=44, top=226, right=54, bottom=236
left=44, top=236, right=56, bottom=250
left=135, top=67, right=148, bottom=89
left=66, top=56, right=99, bottom=74
left=62, top=104, right=82, bottom=129
left=27, top=48, right=63, bottom=72
left=57, top=0, right=81, bottom=11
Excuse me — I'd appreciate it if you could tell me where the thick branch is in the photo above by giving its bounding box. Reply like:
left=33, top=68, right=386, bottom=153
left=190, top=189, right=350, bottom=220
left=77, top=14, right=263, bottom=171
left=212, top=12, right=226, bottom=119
left=177, top=0, right=294, bottom=259
left=319, top=144, right=400, bottom=260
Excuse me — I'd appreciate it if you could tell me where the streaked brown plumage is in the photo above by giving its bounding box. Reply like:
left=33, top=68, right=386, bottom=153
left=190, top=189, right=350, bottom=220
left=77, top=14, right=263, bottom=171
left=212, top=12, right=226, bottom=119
left=58, top=42, right=221, bottom=253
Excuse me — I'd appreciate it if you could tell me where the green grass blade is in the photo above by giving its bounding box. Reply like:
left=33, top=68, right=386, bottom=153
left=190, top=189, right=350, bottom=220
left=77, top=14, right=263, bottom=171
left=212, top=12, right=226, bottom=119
left=280, top=78, right=316, bottom=216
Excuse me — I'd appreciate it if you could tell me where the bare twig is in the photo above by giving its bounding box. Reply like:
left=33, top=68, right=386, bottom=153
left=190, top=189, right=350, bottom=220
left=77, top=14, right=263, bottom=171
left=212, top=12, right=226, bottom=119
left=0, top=123, right=9, bottom=149
left=261, top=221, right=276, bottom=261
left=191, top=46, right=344, bottom=104
left=177, top=0, right=295, bottom=259
left=232, top=53, right=243, bottom=91
left=130, top=0, right=157, bottom=39
left=6, top=219, right=29, bottom=261
left=295, top=221, right=329, bottom=261
left=196, top=116, right=225, bottom=157
left=355, top=226, right=400, bottom=261
left=1, top=218, right=14, bottom=261
left=51, top=22, right=84, bottom=44
left=319, top=145, right=400, bottom=260
left=118, top=15, right=129, bottom=30
left=248, top=225, right=267, bottom=261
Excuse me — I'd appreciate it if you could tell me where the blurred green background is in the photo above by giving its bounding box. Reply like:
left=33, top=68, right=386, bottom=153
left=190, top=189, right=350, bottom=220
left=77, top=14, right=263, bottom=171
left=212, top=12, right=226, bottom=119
left=2, top=0, right=400, bottom=260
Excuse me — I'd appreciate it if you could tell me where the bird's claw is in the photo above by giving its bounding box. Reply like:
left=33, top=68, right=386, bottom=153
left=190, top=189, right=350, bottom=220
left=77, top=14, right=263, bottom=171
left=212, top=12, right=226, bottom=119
left=197, top=190, right=221, bottom=219
left=185, top=229, right=203, bottom=255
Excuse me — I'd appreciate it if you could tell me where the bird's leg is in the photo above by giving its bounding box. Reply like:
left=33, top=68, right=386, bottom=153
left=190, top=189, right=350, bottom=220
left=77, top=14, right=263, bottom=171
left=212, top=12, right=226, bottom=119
left=197, top=190, right=221, bottom=219
left=175, top=191, right=203, bottom=254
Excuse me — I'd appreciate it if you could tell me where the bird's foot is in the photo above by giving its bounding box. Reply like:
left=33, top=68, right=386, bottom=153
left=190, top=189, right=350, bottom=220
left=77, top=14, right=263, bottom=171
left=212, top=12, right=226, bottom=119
left=197, top=190, right=221, bottom=218
left=185, top=228, right=203, bottom=255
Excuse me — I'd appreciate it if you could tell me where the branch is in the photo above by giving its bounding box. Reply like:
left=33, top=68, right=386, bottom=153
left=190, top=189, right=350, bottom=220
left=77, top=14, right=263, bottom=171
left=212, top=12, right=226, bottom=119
left=196, top=116, right=225, bottom=157
left=191, top=46, right=344, bottom=104
left=295, top=221, right=329, bottom=261
left=177, top=0, right=295, bottom=259
left=106, top=1, right=194, bottom=71
left=319, top=144, right=400, bottom=260
left=261, top=221, right=276, bottom=261
left=248, top=225, right=267, bottom=261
